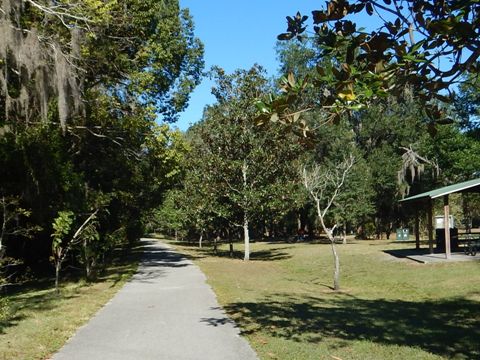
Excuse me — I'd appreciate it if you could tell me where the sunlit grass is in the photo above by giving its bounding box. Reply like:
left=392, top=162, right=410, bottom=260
left=170, top=238, right=480, bottom=360
left=0, top=247, right=142, bottom=360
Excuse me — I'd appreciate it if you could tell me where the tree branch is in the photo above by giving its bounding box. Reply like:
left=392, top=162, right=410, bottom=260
left=24, top=0, right=92, bottom=28
left=59, top=209, right=99, bottom=264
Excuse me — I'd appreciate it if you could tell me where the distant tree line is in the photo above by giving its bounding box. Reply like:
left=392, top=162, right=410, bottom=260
left=153, top=39, right=480, bottom=262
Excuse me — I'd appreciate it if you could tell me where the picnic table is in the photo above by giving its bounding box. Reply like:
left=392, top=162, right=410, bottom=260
left=458, top=233, right=480, bottom=256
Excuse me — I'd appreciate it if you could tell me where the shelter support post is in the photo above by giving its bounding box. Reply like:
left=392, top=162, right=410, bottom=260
left=428, top=199, right=434, bottom=254
left=415, top=211, right=420, bottom=250
left=444, top=195, right=451, bottom=259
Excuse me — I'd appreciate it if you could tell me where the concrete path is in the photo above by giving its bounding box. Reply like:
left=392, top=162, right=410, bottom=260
left=53, top=238, right=258, bottom=360
left=406, top=252, right=480, bottom=263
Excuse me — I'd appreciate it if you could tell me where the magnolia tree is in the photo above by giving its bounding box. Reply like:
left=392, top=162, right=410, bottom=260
left=257, top=0, right=480, bottom=136
left=191, top=66, right=300, bottom=261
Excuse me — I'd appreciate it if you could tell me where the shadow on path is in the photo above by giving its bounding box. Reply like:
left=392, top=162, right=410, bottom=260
left=52, top=238, right=259, bottom=360
left=131, top=239, right=195, bottom=283
left=383, top=248, right=431, bottom=258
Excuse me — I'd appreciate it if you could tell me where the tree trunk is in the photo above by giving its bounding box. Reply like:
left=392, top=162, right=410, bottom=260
left=87, top=260, right=92, bottom=280
left=86, top=258, right=97, bottom=281
left=342, top=224, right=347, bottom=244
left=386, top=222, right=393, bottom=239
left=269, top=220, right=275, bottom=239
left=229, top=239, right=234, bottom=258
left=84, top=239, right=90, bottom=280
left=243, top=214, right=250, bottom=261
left=330, top=241, right=340, bottom=291
left=213, top=235, right=219, bottom=255
left=0, top=197, right=5, bottom=259
left=199, top=232, right=203, bottom=248
left=357, top=224, right=366, bottom=239
left=316, top=202, right=340, bottom=291
left=374, top=217, right=380, bottom=240
left=174, top=229, right=178, bottom=242
left=55, top=261, right=61, bottom=294
left=242, top=160, right=250, bottom=261
left=326, top=223, right=340, bottom=291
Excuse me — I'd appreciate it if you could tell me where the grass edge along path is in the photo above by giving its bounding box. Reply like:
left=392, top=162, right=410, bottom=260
left=0, top=244, right=143, bottom=360
left=167, top=237, right=480, bottom=360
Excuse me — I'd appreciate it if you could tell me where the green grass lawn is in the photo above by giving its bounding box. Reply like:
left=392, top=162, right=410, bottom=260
left=0, top=246, right=142, bottom=360
left=170, top=238, right=480, bottom=360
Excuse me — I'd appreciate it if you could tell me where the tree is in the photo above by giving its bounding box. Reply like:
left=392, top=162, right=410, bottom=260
left=0, top=1, right=204, bottom=281
left=302, top=155, right=355, bottom=291
left=274, top=33, right=448, bottom=239
left=455, top=74, right=480, bottom=130
left=352, top=96, right=437, bottom=235
left=259, top=1, right=480, bottom=134
left=152, top=190, right=189, bottom=242
left=423, top=124, right=480, bottom=183
left=0, top=196, right=40, bottom=259
left=180, top=153, right=221, bottom=249
left=0, top=0, right=204, bottom=128
left=183, top=66, right=301, bottom=260
left=332, top=158, right=374, bottom=241
left=51, top=209, right=98, bottom=293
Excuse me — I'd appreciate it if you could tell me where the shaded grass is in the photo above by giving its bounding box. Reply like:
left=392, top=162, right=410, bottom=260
left=170, top=238, right=480, bottom=360
left=0, top=244, right=143, bottom=360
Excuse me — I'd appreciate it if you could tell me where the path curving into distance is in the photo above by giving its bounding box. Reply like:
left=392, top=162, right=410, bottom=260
left=53, top=238, right=258, bottom=360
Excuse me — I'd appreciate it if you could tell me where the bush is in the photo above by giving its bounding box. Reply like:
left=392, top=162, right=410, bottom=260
left=0, top=296, right=10, bottom=321
left=126, top=221, right=144, bottom=244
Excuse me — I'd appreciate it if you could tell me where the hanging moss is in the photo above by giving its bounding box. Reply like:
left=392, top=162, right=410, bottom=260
left=0, top=0, right=84, bottom=130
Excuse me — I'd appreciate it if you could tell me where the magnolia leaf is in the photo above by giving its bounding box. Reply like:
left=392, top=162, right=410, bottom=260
left=366, top=3, right=374, bottom=16
left=364, top=88, right=374, bottom=98
left=415, top=12, right=425, bottom=26
left=338, top=83, right=356, bottom=101
left=408, top=40, right=426, bottom=54
left=255, top=100, right=271, bottom=114
left=341, top=63, right=351, bottom=73
left=277, top=33, right=293, bottom=41
left=436, top=117, right=454, bottom=125
left=316, top=64, right=326, bottom=76
left=312, top=10, right=328, bottom=24
left=427, top=122, right=438, bottom=137
left=433, top=93, right=452, bottom=103
left=287, top=73, right=295, bottom=87
left=338, top=92, right=356, bottom=101
left=332, top=66, right=342, bottom=80
left=346, top=103, right=364, bottom=110
left=329, top=112, right=341, bottom=124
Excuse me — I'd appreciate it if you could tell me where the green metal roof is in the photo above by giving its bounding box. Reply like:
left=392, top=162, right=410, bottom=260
left=401, top=177, right=480, bottom=202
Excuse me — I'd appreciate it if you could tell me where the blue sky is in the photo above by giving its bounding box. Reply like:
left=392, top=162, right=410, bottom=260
left=176, top=0, right=316, bottom=131
left=176, top=1, right=382, bottom=131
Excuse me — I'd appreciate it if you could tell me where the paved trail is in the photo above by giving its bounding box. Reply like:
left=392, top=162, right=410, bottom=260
left=53, top=238, right=258, bottom=360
